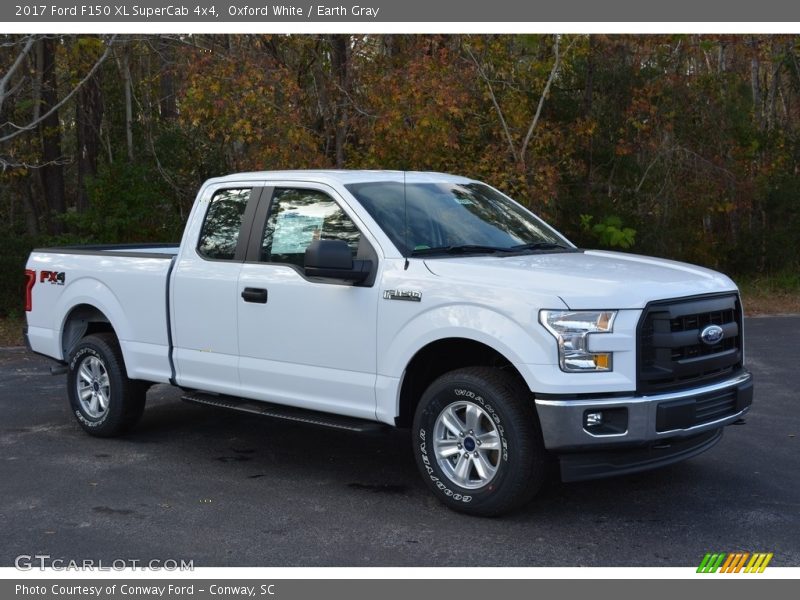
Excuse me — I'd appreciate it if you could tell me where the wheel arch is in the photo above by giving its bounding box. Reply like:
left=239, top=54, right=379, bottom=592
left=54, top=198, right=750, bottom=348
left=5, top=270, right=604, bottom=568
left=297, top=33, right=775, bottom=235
left=395, top=337, right=530, bottom=428
left=54, top=277, right=131, bottom=362
left=377, top=303, right=551, bottom=426
left=60, top=303, right=117, bottom=360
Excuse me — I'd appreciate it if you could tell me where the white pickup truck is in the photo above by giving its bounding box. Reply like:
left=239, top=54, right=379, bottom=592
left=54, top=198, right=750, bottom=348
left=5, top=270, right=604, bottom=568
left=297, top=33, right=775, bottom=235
left=24, top=170, right=753, bottom=516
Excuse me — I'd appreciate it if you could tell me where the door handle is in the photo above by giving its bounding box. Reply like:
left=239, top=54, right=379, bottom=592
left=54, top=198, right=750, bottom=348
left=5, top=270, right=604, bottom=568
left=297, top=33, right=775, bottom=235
left=241, top=287, right=268, bottom=303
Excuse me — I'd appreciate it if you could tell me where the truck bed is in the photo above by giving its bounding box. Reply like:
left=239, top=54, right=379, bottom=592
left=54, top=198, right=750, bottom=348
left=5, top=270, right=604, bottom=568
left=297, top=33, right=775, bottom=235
left=25, top=243, right=180, bottom=384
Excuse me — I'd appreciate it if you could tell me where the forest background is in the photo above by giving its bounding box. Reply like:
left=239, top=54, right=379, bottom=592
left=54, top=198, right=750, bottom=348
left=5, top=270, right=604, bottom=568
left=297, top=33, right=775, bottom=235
left=1, top=34, right=798, bottom=341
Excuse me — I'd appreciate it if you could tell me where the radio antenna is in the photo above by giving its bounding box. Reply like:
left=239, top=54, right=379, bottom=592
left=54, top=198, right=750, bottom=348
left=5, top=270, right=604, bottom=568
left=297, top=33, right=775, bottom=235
left=403, top=170, right=409, bottom=270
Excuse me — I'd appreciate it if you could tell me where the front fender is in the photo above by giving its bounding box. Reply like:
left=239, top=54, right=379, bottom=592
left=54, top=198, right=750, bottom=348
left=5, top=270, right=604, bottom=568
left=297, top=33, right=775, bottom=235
left=378, top=303, right=557, bottom=390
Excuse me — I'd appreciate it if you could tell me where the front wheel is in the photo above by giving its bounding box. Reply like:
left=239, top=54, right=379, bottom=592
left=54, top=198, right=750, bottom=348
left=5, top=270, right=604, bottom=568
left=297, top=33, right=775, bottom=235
left=66, top=333, right=146, bottom=437
left=412, top=367, right=546, bottom=516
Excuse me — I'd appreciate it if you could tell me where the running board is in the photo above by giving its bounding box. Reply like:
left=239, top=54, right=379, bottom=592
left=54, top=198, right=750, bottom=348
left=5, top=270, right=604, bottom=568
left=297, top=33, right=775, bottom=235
left=181, top=392, right=387, bottom=434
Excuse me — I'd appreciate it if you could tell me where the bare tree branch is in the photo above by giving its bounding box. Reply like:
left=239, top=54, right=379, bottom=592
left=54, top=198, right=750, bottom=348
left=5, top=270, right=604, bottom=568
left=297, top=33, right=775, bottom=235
left=626, top=143, right=738, bottom=198
left=676, top=146, right=738, bottom=182
left=636, top=148, right=666, bottom=193
left=1, top=154, right=70, bottom=172
left=465, top=44, right=518, bottom=163
left=0, top=35, right=37, bottom=117
left=520, top=35, right=572, bottom=162
left=0, top=35, right=117, bottom=144
left=467, top=35, right=575, bottom=167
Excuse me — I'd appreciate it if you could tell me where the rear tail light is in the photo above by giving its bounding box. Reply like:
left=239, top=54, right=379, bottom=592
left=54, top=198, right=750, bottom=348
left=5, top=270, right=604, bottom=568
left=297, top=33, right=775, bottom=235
left=24, top=269, right=35, bottom=311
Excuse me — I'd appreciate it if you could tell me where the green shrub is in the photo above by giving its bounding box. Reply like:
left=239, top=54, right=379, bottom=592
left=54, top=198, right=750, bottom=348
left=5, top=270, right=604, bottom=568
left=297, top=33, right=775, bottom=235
left=580, top=214, right=637, bottom=249
left=63, top=162, right=184, bottom=243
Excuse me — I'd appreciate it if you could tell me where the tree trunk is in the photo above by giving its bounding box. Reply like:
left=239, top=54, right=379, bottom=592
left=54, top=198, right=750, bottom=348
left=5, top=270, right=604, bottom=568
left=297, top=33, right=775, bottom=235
left=157, top=37, right=177, bottom=121
left=76, top=45, right=104, bottom=213
left=37, top=37, right=66, bottom=235
left=766, top=64, right=781, bottom=131
left=383, top=35, right=395, bottom=58
left=750, top=40, right=762, bottom=127
left=584, top=35, right=595, bottom=202
left=120, top=45, right=134, bottom=161
left=329, top=35, right=349, bottom=168
left=23, top=180, right=42, bottom=236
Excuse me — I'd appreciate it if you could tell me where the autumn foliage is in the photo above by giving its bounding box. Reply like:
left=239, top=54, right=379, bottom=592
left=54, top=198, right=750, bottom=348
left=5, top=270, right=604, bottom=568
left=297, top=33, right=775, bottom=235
left=1, top=34, right=799, bottom=314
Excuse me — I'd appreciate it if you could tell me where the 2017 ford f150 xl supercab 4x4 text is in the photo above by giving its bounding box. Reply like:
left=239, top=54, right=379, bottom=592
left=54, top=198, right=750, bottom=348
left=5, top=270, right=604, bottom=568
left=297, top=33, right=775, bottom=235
left=24, top=170, right=753, bottom=516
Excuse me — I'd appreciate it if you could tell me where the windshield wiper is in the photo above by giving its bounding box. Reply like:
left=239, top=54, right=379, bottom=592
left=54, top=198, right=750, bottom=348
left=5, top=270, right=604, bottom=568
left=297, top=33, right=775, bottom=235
left=410, top=242, right=575, bottom=257
left=510, top=241, right=574, bottom=252
left=410, top=244, right=518, bottom=256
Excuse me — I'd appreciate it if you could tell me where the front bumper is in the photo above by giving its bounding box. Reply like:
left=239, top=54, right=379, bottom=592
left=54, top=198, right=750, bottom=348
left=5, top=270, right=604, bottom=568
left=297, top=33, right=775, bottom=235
left=559, top=428, right=724, bottom=482
left=535, top=371, right=753, bottom=451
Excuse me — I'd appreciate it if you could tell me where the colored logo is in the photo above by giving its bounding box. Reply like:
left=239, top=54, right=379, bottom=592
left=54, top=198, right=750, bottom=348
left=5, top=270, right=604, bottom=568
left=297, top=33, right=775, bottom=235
left=699, top=324, right=724, bottom=345
left=697, top=552, right=773, bottom=573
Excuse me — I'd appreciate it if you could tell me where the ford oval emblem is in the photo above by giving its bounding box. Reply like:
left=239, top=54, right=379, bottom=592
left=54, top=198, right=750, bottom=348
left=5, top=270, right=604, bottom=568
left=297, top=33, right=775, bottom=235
left=699, top=324, right=724, bottom=346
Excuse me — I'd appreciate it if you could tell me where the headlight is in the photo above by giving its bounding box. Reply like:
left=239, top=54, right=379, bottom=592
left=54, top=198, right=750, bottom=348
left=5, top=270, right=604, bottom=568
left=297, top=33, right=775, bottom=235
left=539, top=310, right=617, bottom=372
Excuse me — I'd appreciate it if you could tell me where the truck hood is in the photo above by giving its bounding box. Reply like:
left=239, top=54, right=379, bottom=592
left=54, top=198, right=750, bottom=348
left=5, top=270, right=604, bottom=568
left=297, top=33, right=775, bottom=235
left=423, top=250, right=738, bottom=310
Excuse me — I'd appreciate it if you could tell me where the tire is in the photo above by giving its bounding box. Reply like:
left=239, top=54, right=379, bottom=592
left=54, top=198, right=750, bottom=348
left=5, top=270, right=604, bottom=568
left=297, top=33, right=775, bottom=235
left=412, top=367, right=546, bottom=516
left=66, top=333, right=147, bottom=437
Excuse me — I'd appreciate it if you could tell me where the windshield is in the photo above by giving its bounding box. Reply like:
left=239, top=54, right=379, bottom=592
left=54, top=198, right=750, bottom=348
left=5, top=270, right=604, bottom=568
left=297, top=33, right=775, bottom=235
left=345, top=181, right=572, bottom=256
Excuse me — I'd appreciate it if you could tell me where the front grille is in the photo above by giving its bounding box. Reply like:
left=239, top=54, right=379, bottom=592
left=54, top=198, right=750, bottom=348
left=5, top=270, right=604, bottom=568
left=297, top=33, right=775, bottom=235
left=637, top=293, right=743, bottom=393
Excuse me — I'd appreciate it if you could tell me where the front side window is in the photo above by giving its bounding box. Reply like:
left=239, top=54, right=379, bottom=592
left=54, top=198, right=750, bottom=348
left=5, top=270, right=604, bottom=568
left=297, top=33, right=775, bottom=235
left=260, top=188, right=362, bottom=267
left=197, top=188, right=251, bottom=260
left=346, top=181, right=571, bottom=256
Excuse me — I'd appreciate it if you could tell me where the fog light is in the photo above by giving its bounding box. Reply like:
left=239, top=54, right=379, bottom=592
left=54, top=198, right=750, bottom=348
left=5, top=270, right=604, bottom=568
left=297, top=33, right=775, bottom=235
left=585, top=412, right=604, bottom=427
left=583, top=408, right=628, bottom=435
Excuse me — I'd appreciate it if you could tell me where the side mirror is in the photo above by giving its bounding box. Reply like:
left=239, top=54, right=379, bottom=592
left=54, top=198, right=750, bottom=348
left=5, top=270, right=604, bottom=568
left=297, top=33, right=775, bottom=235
left=304, top=239, right=371, bottom=283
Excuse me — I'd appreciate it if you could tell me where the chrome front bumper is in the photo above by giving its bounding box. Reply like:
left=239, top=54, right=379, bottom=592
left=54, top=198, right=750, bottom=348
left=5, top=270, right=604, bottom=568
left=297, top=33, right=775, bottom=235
left=535, top=372, right=753, bottom=451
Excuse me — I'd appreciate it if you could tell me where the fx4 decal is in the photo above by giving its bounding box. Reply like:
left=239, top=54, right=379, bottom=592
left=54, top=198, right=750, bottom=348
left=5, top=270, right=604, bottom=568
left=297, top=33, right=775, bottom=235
left=40, top=270, right=66, bottom=285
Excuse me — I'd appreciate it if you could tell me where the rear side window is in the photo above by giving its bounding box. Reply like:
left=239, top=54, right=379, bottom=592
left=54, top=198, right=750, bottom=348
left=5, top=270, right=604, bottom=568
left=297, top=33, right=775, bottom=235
left=197, top=188, right=251, bottom=260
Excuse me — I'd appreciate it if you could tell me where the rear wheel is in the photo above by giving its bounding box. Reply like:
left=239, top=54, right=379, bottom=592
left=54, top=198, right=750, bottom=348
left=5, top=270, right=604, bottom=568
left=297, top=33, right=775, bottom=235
left=67, top=333, right=146, bottom=437
left=412, top=367, right=546, bottom=516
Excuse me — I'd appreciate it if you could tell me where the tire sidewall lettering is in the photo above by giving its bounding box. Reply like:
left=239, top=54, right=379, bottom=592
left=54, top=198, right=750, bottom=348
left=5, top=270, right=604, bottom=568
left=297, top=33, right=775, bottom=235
left=417, top=382, right=512, bottom=503
left=413, top=369, right=544, bottom=516
left=453, top=388, right=508, bottom=462
left=418, top=427, right=472, bottom=503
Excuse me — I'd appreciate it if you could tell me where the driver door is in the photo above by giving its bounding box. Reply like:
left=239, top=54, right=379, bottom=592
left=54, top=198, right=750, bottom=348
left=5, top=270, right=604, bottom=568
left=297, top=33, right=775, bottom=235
left=236, top=185, right=380, bottom=420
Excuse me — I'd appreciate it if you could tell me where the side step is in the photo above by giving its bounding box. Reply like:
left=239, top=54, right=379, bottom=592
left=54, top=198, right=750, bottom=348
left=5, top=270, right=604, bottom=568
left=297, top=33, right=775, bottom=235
left=181, top=392, right=387, bottom=434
